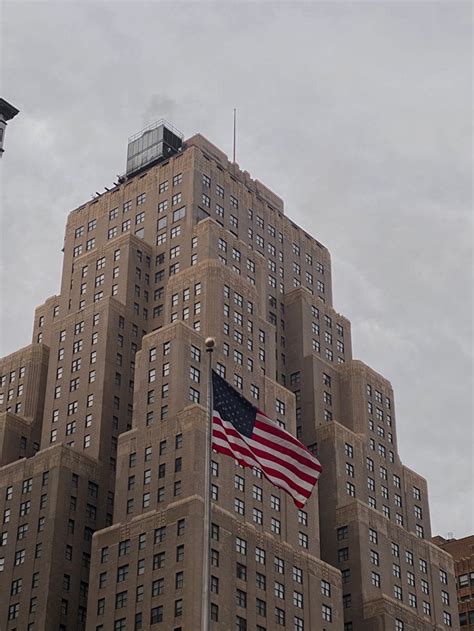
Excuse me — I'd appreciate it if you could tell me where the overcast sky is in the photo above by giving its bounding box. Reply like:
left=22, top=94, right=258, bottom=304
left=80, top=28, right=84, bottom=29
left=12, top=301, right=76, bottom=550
left=1, top=1, right=472, bottom=538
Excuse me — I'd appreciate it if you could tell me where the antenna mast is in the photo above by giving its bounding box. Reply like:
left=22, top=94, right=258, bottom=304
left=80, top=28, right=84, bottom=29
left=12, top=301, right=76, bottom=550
left=232, top=108, right=236, bottom=164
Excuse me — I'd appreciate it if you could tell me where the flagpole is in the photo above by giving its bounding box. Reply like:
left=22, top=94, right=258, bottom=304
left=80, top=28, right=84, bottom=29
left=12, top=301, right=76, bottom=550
left=201, top=336, right=215, bottom=631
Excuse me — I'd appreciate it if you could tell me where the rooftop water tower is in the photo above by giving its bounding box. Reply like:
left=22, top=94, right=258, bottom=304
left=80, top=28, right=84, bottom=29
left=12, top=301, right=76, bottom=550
left=126, top=120, right=183, bottom=176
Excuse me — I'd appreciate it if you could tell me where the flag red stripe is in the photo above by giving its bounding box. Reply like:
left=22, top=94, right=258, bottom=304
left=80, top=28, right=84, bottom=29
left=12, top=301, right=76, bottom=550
left=255, top=414, right=321, bottom=463
left=212, top=416, right=317, bottom=491
left=212, top=427, right=312, bottom=496
left=211, top=397, right=321, bottom=508
left=212, top=417, right=316, bottom=500
left=211, top=441, right=307, bottom=508
left=256, top=412, right=309, bottom=448
left=212, top=433, right=310, bottom=506
left=250, top=430, right=322, bottom=474
left=213, top=415, right=320, bottom=483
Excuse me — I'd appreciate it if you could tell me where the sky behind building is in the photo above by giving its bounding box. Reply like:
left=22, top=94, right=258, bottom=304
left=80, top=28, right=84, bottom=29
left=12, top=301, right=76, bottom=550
left=1, top=1, right=472, bottom=537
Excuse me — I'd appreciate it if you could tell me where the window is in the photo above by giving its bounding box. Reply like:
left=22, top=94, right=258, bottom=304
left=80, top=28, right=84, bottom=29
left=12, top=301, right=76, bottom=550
left=236, top=537, right=247, bottom=555
left=335, top=530, right=349, bottom=549
left=189, top=387, right=200, bottom=403
left=170, top=244, right=180, bottom=259
left=256, top=572, right=266, bottom=591
left=345, top=462, right=355, bottom=479
left=274, top=556, right=284, bottom=575
left=256, top=598, right=266, bottom=618
left=250, top=383, right=259, bottom=400
left=115, top=590, right=128, bottom=609
left=8, top=603, right=20, bottom=620
left=20, top=500, right=31, bottom=516
left=372, top=571, right=381, bottom=587
left=154, top=571, right=170, bottom=593
left=234, top=498, right=245, bottom=515
left=158, top=179, right=170, bottom=194
left=211, top=484, right=219, bottom=502
left=270, top=581, right=285, bottom=604
left=270, top=495, right=280, bottom=511
left=176, top=544, right=185, bottom=562
left=17, top=524, right=28, bottom=539
left=11, top=577, right=22, bottom=595
left=236, top=562, right=247, bottom=582
left=174, top=599, right=183, bottom=617
left=368, top=528, right=378, bottom=544
left=118, top=539, right=130, bottom=557
left=236, top=616, right=247, bottom=630
left=322, top=604, right=332, bottom=622
left=191, top=344, right=201, bottom=362
left=201, top=192, right=210, bottom=208
left=338, top=547, right=349, bottom=562
left=236, top=588, right=247, bottom=608
left=321, top=579, right=331, bottom=596
left=173, top=206, right=186, bottom=222
left=269, top=607, right=284, bottom=628
left=443, top=612, right=452, bottom=626
left=346, top=482, right=355, bottom=497
left=370, top=549, right=379, bottom=566
left=153, top=552, right=165, bottom=570
left=190, top=366, right=200, bottom=383
left=256, top=547, right=266, bottom=565
left=150, top=605, right=163, bottom=624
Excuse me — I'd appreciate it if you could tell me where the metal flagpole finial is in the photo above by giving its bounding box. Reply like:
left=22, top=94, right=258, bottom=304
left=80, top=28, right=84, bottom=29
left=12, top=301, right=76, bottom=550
left=205, top=337, right=215, bottom=351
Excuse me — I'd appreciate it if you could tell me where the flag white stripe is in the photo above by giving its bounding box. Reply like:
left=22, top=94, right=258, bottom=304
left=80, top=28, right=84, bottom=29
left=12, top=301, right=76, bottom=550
left=212, top=413, right=318, bottom=503
left=217, top=435, right=315, bottom=492
left=248, top=430, right=320, bottom=480
left=212, top=433, right=309, bottom=505
left=255, top=412, right=320, bottom=463
left=212, top=427, right=314, bottom=492
left=211, top=373, right=322, bottom=507
left=214, top=413, right=318, bottom=484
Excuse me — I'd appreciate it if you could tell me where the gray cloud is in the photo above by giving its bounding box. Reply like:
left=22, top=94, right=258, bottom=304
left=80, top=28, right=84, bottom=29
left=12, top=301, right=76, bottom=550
left=1, top=1, right=472, bottom=537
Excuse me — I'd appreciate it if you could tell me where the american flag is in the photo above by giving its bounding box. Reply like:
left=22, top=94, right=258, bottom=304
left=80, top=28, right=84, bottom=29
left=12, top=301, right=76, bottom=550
left=211, top=371, right=322, bottom=508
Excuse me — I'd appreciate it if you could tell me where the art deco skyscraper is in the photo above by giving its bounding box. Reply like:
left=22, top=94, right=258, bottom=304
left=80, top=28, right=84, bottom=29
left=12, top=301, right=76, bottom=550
left=0, top=121, right=459, bottom=630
